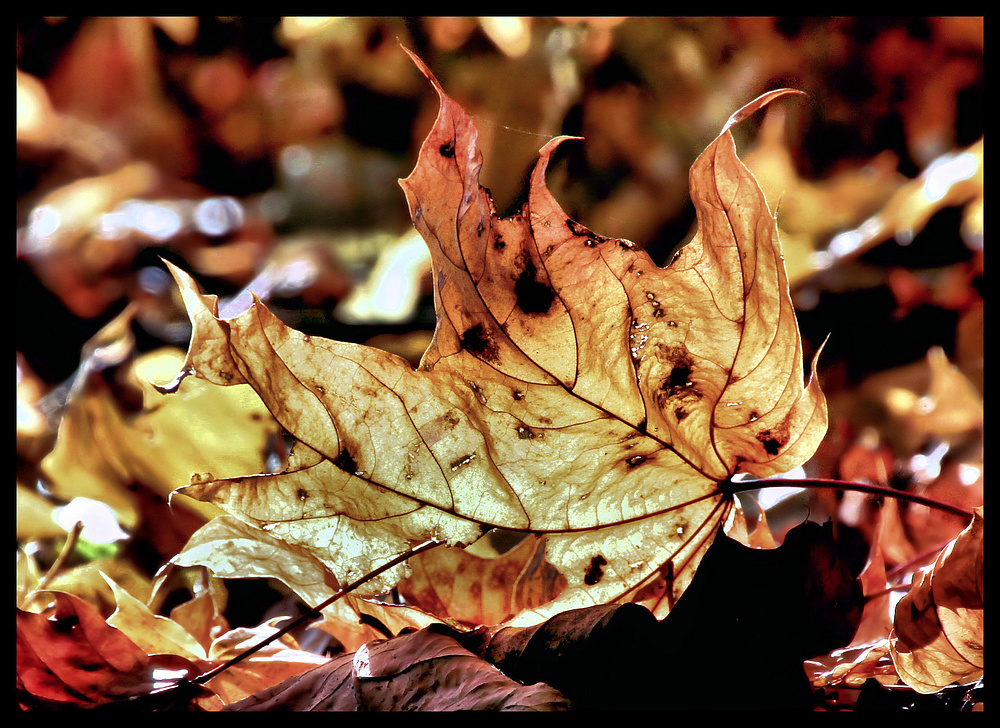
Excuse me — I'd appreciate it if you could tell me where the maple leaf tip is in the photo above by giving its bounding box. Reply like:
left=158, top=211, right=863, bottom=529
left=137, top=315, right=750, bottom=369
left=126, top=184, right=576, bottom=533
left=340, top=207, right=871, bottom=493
left=722, top=88, right=808, bottom=136
left=399, top=44, right=442, bottom=94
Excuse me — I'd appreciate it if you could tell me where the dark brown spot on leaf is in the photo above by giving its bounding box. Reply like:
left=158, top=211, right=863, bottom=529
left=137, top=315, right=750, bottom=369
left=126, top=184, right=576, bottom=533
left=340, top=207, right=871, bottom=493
left=626, top=454, right=646, bottom=469
left=757, top=431, right=784, bottom=456
left=566, top=218, right=605, bottom=247
left=439, top=142, right=455, bottom=157
left=584, top=555, right=608, bottom=585
left=654, top=344, right=703, bottom=411
left=334, top=447, right=357, bottom=475
left=449, top=453, right=476, bottom=472
left=674, top=406, right=689, bottom=422
left=296, top=488, right=308, bottom=501
left=668, top=363, right=692, bottom=390
left=461, top=323, right=500, bottom=364
left=514, top=259, right=555, bottom=315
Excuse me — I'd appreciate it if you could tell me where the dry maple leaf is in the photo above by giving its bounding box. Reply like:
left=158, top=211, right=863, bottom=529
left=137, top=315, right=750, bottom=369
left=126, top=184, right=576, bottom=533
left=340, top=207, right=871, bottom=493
left=166, top=48, right=826, bottom=626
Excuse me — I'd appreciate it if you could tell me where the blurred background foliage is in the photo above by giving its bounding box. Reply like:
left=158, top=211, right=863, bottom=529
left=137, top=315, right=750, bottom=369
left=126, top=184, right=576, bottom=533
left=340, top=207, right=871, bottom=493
left=17, top=17, right=982, bottom=635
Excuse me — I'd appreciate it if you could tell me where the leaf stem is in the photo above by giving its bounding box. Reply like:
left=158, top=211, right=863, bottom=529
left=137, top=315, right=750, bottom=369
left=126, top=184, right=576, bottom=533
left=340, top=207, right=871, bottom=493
left=21, top=520, right=84, bottom=606
left=189, top=538, right=445, bottom=687
left=730, top=477, right=974, bottom=520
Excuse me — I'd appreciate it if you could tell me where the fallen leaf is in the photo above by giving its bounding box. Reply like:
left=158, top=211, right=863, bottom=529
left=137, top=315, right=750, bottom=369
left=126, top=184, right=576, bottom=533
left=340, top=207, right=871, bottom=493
left=222, top=625, right=570, bottom=711
left=889, top=507, right=983, bottom=693
left=103, top=572, right=330, bottom=707
left=474, top=520, right=863, bottom=710
left=166, top=48, right=826, bottom=626
left=883, top=346, right=983, bottom=437
left=16, top=590, right=200, bottom=709
left=815, top=138, right=983, bottom=270
left=19, top=558, right=152, bottom=619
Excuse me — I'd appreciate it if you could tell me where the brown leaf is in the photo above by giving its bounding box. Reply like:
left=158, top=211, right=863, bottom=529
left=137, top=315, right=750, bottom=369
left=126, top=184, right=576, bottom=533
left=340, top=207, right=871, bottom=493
left=889, top=507, right=983, bottom=693
left=814, top=137, right=983, bottom=269
left=166, top=48, right=826, bottom=626
left=475, top=520, right=863, bottom=710
left=223, top=626, right=569, bottom=711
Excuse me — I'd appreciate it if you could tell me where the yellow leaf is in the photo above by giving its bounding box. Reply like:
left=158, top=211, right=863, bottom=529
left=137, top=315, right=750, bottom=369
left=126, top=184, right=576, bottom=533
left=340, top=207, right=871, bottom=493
left=40, top=332, right=280, bottom=528
left=104, top=574, right=207, bottom=660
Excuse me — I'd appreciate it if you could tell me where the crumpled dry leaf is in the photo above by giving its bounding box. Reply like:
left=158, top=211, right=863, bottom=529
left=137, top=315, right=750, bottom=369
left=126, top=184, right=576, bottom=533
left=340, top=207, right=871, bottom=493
left=882, top=346, right=983, bottom=438
left=166, top=48, right=826, bottom=627
left=19, top=557, right=152, bottom=619
left=815, top=137, right=983, bottom=270
left=16, top=590, right=201, bottom=709
left=223, top=625, right=570, bottom=711
left=889, top=507, right=983, bottom=693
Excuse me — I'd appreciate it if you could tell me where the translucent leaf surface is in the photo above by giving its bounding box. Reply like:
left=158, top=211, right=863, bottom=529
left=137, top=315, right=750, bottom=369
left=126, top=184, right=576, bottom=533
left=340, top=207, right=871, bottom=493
left=168, top=49, right=826, bottom=626
left=889, top=508, right=983, bottom=693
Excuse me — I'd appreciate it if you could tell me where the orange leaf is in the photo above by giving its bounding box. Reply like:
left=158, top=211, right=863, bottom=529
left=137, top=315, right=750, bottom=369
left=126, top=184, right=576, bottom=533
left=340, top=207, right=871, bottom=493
left=16, top=591, right=198, bottom=708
